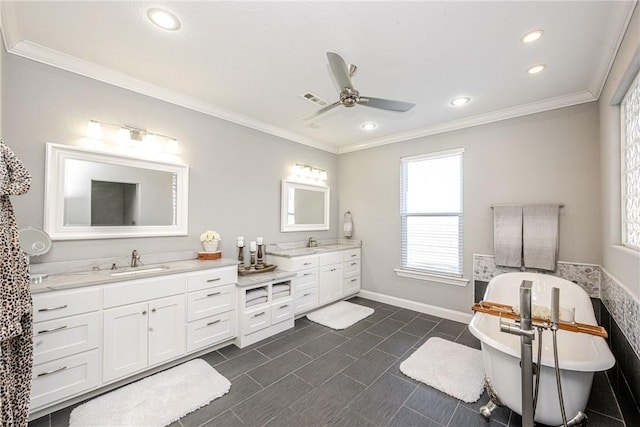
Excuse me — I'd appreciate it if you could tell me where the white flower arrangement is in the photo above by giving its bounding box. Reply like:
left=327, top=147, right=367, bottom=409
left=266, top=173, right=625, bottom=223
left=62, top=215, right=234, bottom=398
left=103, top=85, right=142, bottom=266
left=200, top=230, right=221, bottom=242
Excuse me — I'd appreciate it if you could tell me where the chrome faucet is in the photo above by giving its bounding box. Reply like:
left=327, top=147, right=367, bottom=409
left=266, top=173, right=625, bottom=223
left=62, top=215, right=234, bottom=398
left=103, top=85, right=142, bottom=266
left=131, top=250, right=141, bottom=267
left=308, top=237, right=317, bottom=248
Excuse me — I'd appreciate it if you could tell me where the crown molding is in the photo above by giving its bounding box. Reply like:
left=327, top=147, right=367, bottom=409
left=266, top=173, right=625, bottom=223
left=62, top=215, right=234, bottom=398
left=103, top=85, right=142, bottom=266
left=337, top=90, right=597, bottom=154
left=587, top=1, right=637, bottom=99
left=4, top=40, right=338, bottom=154
left=0, top=1, right=24, bottom=51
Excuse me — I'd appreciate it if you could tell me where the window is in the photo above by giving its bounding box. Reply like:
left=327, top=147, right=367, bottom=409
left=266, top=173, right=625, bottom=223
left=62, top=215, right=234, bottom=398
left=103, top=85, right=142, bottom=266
left=621, top=69, right=640, bottom=250
left=400, top=148, right=464, bottom=277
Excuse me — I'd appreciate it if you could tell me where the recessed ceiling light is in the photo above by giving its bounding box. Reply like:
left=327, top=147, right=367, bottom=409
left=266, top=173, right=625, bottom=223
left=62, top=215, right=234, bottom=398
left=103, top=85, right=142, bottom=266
left=147, top=8, right=181, bottom=31
left=361, top=122, right=377, bottom=131
left=521, top=30, right=543, bottom=44
left=450, top=96, right=471, bottom=107
left=527, top=64, right=546, bottom=75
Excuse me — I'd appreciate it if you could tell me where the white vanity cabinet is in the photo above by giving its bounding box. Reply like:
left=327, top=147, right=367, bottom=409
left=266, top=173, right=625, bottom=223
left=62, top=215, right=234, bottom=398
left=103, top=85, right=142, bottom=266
left=102, top=275, right=186, bottom=383
left=31, top=288, right=101, bottom=411
left=29, top=262, right=239, bottom=418
left=318, top=252, right=343, bottom=305
left=269, top=246, right=361, bottom=316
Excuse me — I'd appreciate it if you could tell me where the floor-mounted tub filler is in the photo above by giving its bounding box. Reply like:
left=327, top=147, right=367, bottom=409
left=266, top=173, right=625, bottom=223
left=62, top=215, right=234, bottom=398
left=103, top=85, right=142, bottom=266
left=469, top=272, right=615, bottom=426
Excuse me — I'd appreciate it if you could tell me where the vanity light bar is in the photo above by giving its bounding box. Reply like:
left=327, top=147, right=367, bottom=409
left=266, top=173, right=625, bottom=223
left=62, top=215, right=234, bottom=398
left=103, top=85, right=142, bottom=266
left=293, top=163, right=327, bottom=181
left=85, top=120, right=179, bottom=154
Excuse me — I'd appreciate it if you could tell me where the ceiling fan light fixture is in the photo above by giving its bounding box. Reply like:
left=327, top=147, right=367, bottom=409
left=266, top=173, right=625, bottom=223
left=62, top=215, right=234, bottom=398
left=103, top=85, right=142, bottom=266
left=527, top=64, right=546, bottom=75
left=521, top=30, right=543, bottom=44
left=361, top=122, right=377, bottom=131
left=450, top=96, right=471, bottom=107
left=147, top=8, right=181, bottom=31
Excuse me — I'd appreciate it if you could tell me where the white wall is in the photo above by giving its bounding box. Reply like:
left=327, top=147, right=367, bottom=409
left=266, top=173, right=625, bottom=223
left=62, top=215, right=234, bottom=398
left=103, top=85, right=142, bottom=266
left=598, top=4, right=640, bottom=299
left=338, top=103, right=601, bottom=313
left=1, top=54, right=338, bottom=263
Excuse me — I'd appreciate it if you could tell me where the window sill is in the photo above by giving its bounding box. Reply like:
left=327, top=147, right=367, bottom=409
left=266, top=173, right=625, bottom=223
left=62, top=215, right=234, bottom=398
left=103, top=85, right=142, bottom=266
left=394, top=268, right=469, bottom=287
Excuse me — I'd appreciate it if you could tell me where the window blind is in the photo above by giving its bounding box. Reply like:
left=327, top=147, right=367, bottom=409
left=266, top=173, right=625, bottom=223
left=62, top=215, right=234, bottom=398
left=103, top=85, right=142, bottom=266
left=400, top=148, right=464, bottom=276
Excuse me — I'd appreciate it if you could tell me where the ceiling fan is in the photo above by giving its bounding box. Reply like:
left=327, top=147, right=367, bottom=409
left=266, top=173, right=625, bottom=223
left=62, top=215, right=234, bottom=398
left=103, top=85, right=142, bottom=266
left=304, top=51, right=415, bottom=120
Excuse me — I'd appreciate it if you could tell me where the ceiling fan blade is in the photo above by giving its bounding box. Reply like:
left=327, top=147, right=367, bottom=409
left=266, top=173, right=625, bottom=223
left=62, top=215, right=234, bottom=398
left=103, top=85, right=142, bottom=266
left=303, top=101, right=342, bottom=120
left=327, top=52, right=353, bottom=90
left=358, top=96, right=415, bottom=112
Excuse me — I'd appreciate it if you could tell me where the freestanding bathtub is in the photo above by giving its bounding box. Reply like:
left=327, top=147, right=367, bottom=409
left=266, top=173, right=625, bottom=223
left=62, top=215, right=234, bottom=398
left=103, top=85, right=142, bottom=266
left=468, top=272, right=615, bottom=425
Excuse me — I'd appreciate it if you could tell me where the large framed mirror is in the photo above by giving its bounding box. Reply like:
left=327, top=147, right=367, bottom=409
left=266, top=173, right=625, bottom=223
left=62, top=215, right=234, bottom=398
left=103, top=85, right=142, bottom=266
left=44, top=143, right=189, bottom=240
left=281, top=180, right=330, bottom=232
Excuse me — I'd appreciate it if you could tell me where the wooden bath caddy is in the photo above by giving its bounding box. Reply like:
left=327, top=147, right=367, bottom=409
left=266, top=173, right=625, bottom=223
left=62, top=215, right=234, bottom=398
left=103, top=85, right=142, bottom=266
left=472, top=300, right=608, bottom=338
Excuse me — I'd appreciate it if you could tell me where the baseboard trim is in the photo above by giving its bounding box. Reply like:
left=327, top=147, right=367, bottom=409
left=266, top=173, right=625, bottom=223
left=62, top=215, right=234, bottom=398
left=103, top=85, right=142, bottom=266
left=358, top=290, right=473, bottom=324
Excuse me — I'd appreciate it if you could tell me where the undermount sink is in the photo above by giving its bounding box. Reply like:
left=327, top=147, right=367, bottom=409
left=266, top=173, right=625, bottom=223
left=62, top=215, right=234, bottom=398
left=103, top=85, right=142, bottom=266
left=278, top=247, right=319, bottom=256
left=109, top=265, right=170, bottom=277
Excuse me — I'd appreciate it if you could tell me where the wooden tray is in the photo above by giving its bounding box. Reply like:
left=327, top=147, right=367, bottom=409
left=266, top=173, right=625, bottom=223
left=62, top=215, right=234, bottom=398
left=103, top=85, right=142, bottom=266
left=472, top=300, right=607, bottom=338
left=238, top=264, right=278, bottom=276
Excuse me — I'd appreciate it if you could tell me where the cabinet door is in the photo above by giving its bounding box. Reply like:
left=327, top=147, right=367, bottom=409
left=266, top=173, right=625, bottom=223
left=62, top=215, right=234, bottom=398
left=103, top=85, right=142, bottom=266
left=103, top=302, right=148, bottom=383
left=148, top=295, right=186, bottom=366
left=318, top=264, right=343, bottom=305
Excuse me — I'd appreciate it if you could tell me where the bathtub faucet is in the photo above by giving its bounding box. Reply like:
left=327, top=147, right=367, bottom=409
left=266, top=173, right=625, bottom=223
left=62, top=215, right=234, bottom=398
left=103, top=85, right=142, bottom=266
left=499, top=280, right=535, bottom=427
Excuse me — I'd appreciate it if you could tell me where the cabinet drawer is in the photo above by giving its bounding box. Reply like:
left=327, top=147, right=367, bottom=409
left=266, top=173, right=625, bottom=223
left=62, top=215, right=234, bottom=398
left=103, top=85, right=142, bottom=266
left=187, top=310, right=236, bottom=353
left=33, top=312, right=100, bottom=365
left=30, top=349, right=100, bottom=411
left=187, top=267, right=237, bottom=292
left=344, top=259, right=361, bottom=278
left=343, top=248, right=361, bottom=261
left=292, top=269, right=317, bottom=289
left=290, top=255, right=318, bottom=271
left=344, top=275, right=361, bottom=295
left=103, top=275, right=185, bottom=308
left=187, top=284, right=236, bottom=322
left=271, top=299, right=294, bottom=325
left=33, top=288, right=100, bottom=323
left=295, top=288, right=318, bottom=314
left=242, top=307, right=272, bottom=336
left=319, top=252, right=343, bottom=266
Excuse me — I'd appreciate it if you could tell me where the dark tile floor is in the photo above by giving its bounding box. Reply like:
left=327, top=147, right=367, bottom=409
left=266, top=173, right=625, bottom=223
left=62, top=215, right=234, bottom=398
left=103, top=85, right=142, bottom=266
left=30, top=297, right=627, bottom=427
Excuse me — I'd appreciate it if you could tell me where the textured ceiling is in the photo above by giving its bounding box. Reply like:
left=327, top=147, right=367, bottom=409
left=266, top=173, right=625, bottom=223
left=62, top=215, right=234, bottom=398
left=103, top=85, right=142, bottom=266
left=1, top=1, right=635, bottom=153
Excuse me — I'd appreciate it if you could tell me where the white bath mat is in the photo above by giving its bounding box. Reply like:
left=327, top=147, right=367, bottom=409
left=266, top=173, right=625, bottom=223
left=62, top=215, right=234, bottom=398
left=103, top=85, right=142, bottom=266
left=400, top=337, right=485, bottom=403
left=69, top=359, right=230, bottom=427
left=306, top=301, right=374, bottom=329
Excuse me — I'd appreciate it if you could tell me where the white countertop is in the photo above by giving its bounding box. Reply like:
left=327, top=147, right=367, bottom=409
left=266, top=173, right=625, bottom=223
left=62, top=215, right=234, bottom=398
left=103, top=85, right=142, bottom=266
left=266, top=241, right=361, bottom=258
left=30, top=258, right=238, bottom=294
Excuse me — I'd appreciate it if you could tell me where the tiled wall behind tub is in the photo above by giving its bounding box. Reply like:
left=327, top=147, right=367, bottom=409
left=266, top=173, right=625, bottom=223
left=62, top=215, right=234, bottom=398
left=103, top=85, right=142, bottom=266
left=472, top=254, right=601, bottom=297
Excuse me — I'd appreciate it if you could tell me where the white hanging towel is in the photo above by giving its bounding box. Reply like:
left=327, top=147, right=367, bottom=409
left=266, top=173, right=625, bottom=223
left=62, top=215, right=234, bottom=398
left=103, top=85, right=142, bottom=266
left=523, top=204, right=559, bottom=271
left=493, top=205, right=523, bottom=268
left=343, top=211, right=353, bottom=238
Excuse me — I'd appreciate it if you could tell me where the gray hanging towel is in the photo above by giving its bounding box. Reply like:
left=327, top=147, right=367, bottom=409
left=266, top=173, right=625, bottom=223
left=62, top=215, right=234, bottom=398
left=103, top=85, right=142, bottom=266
left=523, top=204, right=559, bottom=271
left=493, top=205, right=523, bottom=268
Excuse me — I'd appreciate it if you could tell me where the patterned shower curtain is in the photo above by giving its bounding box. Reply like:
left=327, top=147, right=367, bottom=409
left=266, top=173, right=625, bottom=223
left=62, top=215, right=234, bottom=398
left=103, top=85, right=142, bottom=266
left=0, top=140, right=33, bottom=426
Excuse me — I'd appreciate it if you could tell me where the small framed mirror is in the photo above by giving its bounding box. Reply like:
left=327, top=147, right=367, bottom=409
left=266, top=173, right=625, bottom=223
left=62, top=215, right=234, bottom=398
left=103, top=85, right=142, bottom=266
left=44, top=143, right=189, bottom=240
left=281, top=180, right=330, bottom=232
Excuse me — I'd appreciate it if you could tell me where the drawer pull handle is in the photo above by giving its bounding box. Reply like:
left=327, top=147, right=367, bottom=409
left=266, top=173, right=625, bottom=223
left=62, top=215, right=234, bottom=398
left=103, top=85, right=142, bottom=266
left=351, top=254, right=357, bottom=258
left=207, top=319, right=221, bottom=326
left=303, top=273, right=312, bottom=277
left=142, top=310, right=147, bottom=315
left=303, top=292, right=312, bottom=297
left=207, top=278, right=221, bottom=283
left=279, top=304, right=289, bottom=309
left=303, top=262, right=312, bottom=266
left=37, top=366, right=67, bottom=377
left=351, top=262, right=357, bottom=266
left=252, top=312, right=266, bottom=318
left=37, top=325, right=68, bottom=334
left=351, top=278, right=357, bottom=282
left=207, top=292, right=222, bottom=297
left=38, top=305, right=68, bottom=312
left=152, top=308, right=156, bottom=313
